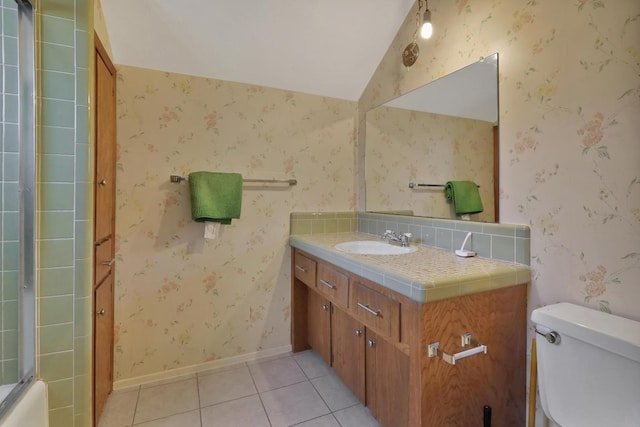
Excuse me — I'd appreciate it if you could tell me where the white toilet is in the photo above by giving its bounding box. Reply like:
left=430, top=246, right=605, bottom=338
left=531, top=302, right=640, bottom=427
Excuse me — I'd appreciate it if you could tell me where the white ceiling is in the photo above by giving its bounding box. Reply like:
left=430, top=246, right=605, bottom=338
left=100, top=0, right=415, bottom=101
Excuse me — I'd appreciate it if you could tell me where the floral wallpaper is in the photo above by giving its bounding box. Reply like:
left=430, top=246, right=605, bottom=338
left=114, top=66, right=355, bottom=380
left=366, top=105, right=495, bottom=221
left=361, top=0, right=640, bottom=321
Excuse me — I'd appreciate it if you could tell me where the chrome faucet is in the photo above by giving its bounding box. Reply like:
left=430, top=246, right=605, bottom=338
left=381, top=230, right=412, bottom=247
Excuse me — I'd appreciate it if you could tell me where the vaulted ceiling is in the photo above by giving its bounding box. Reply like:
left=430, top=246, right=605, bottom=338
left=100, top=0, right=415, bottom=101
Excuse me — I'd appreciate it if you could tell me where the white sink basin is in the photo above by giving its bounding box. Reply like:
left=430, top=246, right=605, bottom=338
left=334, top=240, right=418, bottom=255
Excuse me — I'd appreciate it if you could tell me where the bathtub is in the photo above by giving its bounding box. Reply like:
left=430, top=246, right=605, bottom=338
left=0, top=380, right=48, bottom=427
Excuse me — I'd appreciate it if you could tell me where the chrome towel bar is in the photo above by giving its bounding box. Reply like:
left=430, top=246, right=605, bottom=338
left=170, top=175, right=297, bottom=186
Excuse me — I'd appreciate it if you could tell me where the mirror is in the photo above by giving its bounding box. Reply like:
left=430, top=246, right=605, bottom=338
left=365, top=54, right=499, bottom=222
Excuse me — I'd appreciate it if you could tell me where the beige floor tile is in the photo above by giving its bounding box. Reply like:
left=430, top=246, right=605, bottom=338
left=292, top=350, right=333, bottom=379
left=133, top=409, right=201, bottom=427
left=133, top=378, right=199, bottom=424
left=261, top=381, right=330, bottom=427
left=311, top=374, right=359, bottom=411
left=98, top=388, right=139, bottom=427
left=198, top=365, right=257, bottom=407
left=292, top=414, right=341, bottom=426
left=140, top=373, right=196, bottom=389
left=248, top=355, right=307, bottom=392
left=333, top=404, right=380, bottom=427
left=200, top=394, right=270, bottom=427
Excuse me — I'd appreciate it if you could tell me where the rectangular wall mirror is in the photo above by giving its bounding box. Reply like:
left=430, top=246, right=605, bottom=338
left=365, top=53, right=499, bottom=223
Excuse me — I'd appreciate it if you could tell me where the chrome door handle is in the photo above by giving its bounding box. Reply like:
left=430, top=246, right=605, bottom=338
left=295, top=265, right=307, bottom=273
left=319, top=279, right=336, bottom=289
left=321, top=304, right=329, bottom=311
left=357, top=303, right=380, bottom=317
left=354, top=329, right=363, bottom=336
left=368, top=339, right=376, bottom=348
left=99, top=179, right=107, bottom=186
left=98, top=309, right=106, bottom=316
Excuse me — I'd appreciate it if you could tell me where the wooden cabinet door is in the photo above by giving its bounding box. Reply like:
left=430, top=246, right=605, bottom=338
left=307, top=289, right=331, bottom=365
left=331, top=305, right=365, bottom=402
left=94, top=272, right=114, bottom=423
left=365, top=330, right=409, bottom=427
left=93, top=34, right=117, bottom=425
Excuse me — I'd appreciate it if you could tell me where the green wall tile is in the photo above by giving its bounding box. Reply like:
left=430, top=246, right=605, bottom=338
left=39, top=267, right=74, bottom=297
left=48, top=406, right=74, bottom=427
left=4, top=123, right=19, bottom=152
left=39, top=323, right=73, bottom=354
left=4, top=64, right=18, bottom=95
left=3, top=211, right=19, bottom=241
left=39, top=295, right=73, bottom=326
left=39, top=350, right=74, bottom=380
left=74, top=258, right=90, bottom=298
left=40, top=183, right=74, bottom=210
left=47, top=378, right=74, bottom=409
left=491, top=235, right=516, bottom=262
left=2, top=330, right=18, bottom=359
left=40, top=211, right=74, bottom=239
left=75, top=30, right=87, bottom=68
left=2, top=241, right=19, bottom=270
left=2, top=7, right=17, bottom=37
left=3, top=36, right=18, bottom=66
left=73, top=296, right=90, bottom=337
left=40, top=126, right=75, bottom=155
left=41, top=154, right=75, bottom=182
left=41, top=15, right=74, bottom=46
left=41, top=98, right=75, bottom=127
left=39, top=239, right=74, bottom=268
left=41, top=70, right=75, bottom=100
left=40, top=1, right=75, bottom=20
left=41, top=42, right=74, bottom=73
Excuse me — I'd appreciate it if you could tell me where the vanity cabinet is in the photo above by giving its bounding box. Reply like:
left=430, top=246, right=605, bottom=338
left=291, top=247, right=527, bottom=427
left=307, top=289, right=331, bottom=365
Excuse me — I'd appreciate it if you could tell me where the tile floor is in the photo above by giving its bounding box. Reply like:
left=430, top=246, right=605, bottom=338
left=98, top=350, right=381, bottom=427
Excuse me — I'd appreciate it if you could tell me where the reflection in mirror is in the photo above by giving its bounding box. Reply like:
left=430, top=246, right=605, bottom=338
left=365, top=53, right=499, bottom=223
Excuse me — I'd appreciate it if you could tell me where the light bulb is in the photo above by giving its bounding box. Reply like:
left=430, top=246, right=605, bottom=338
left=420, top=22, right=432, bottom=39
left=421, top=9, right=432, bottom=39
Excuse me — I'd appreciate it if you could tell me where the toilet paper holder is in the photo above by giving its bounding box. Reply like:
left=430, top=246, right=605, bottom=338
left=427, top=333, right=488, bottom=365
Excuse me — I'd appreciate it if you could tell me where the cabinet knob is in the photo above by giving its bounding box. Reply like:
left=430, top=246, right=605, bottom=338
left=354, top=329, right=363, bottom=336
left=98, top=309, right=106, bottom=316
left=368, top=339, right=376, bottom=348
left=99, top=179, right=107, bottom=186
left=321, top=304, right=329, bottom=311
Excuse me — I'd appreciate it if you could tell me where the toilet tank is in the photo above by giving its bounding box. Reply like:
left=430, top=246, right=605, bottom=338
left=531, top=303, right=640, bottom=427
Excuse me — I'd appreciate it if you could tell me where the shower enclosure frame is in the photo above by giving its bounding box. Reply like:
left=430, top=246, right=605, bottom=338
left=0, top=0, right=36, bottom=419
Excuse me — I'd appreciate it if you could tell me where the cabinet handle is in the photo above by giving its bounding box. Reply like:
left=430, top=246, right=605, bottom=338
left=368, top=339, right=376, bottom=348
left=321, top=304, right=329, bottom=311
left=101, top=258, right=116, bottom=267
left=99, top=179, right=107, bottom=186
left=354, top=329, right=363, bottom=336
left=98, top=309, right=106, bottom=316
left=357, top=302, right=381, bottom=317
left=295, top=265, right=307, bottom=273
left=319, top=279, right=336, bottom=289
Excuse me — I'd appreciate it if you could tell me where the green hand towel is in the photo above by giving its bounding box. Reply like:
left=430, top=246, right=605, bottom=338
left=445, top=181, right=484, bottom=215
left=189, top=172, right=242, bottom=224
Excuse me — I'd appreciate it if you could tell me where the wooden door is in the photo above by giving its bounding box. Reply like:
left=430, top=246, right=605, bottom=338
left=307, top=289, right=331, bottom=365
left=365, top=330, right=409, bottom=427
left=93, top=33, right=117, bottom=425
left=331, top=305, right=365, bottom=402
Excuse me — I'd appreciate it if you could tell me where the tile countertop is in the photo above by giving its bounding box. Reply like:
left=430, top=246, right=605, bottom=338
left=289, top=232, right=531, bottom=303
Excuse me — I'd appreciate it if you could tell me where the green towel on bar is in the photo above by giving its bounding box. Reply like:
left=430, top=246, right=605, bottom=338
left=445, top=181, right=483, bottom=215
left=189, top=172, right=242, bottom=224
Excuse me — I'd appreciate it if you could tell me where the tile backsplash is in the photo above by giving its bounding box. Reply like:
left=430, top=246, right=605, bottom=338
left=290, top=212, right=530, bottom=266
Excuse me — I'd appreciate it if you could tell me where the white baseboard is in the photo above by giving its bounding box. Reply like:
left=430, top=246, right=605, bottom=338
left=113, top=344, right=292, bottom=390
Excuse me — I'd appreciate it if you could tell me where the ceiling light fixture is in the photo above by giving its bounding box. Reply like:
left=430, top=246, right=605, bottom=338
left=402, top=0, right=433, bottom=67
left=420, top=3, right=433, bottom=39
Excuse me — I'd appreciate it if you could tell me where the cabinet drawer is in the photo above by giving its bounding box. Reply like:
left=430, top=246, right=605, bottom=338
left=350, top=281, right=400, bottom=342
left=317, top=264, right=349, bottom=307
left=294, top=252, right=316, bottom=287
